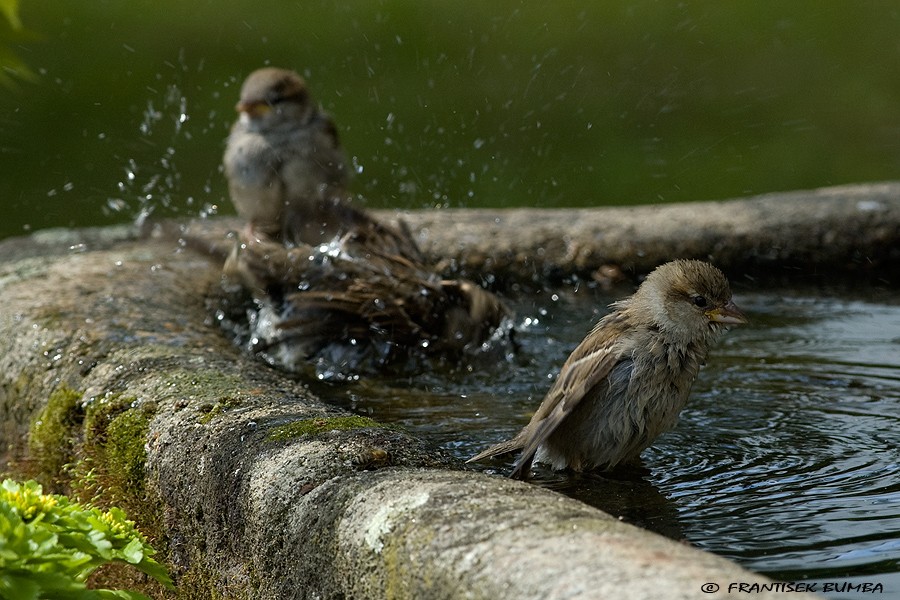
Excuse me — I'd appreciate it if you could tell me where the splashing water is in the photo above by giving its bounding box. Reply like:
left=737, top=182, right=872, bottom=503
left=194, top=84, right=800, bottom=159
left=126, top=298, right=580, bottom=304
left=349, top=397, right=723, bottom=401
left=210, top=233, right=517, bottom=382
left=104, top=57, right=223, bottom=227
left=105, top=85, right=187, bottom=226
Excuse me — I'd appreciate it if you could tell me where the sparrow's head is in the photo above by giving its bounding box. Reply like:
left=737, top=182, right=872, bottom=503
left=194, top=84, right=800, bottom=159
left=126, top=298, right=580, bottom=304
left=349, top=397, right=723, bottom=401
left=636, top=259, right=747, bottom=343
left=235, top=67, right=313, bottom=128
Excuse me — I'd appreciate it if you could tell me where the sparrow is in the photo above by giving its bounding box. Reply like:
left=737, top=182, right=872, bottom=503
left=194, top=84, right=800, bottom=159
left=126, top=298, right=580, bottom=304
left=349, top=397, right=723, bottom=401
left=221, top=235, right=513, bottom=373
left=467, top=259, right=747, bottom=479
left=223, top=67, right=423, bottom=261
left=223, top=67, right=346, bottom=241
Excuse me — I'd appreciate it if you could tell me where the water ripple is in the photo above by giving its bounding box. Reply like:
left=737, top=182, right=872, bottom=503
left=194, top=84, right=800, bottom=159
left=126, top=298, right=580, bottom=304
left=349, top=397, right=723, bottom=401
left=314, top=288, right=900, bottom=596
left=640, top=291, right=900, bottom=591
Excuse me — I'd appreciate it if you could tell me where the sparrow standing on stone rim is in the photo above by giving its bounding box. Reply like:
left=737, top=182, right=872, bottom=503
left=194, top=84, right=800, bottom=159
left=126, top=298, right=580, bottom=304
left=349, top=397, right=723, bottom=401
left=468, top=260, right=747, bottom=479
left=223, top=67, right=423, bottom=259
left=223, top=67, right=348, bottom=242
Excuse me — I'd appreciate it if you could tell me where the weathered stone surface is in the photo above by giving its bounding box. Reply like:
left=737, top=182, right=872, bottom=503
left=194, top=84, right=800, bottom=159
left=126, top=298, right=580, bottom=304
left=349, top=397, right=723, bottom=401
left=173, top=181, right=900, bottom=286
left=4, top=182, right=888, bottom=598
left=394, top=181, right=900, bottom=282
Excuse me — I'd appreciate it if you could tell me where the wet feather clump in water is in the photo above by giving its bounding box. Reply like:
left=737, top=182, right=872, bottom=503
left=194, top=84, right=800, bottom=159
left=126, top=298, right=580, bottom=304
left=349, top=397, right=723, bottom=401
left=212, top=235, right=515, bottom=380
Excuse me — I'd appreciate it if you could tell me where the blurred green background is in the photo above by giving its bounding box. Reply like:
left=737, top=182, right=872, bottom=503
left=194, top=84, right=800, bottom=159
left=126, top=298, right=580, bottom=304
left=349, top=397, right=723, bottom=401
left=2, top=1, right=899, bottom=241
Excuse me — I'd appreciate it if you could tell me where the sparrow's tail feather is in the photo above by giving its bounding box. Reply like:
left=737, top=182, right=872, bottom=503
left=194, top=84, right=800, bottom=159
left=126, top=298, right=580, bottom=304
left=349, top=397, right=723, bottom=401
left=467, top=438, right=536, bottom=480
left=466, top=436, right=526, bottom=464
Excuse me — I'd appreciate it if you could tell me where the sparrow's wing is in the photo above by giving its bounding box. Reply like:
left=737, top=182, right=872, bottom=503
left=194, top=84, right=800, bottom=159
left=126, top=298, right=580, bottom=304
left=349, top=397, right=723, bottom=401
left=509, top=328, right=625, bottom=479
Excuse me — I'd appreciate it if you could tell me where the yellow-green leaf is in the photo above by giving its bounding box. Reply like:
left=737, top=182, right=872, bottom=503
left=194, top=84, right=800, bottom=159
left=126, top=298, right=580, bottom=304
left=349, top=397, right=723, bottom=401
left=0, top=0, right=21, bottom=30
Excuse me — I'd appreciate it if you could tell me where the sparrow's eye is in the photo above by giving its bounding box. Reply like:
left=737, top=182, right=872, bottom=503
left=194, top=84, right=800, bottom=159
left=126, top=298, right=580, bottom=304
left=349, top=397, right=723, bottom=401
left=692, top=295, right=708, bottom=308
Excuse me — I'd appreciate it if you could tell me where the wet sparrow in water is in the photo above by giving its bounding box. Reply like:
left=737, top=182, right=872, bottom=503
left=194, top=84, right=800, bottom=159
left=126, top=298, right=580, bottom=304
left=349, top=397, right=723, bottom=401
left=468, top=259, right=747, bottom=479
left=221, top=235, right=513, bottom=373
left=223, top=67, right=422, bottom=259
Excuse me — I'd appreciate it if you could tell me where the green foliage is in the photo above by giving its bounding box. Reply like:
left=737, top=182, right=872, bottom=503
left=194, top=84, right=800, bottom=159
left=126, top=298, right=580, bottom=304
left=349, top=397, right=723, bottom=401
left=0, top=479, right=173, bottom=600
left=0, top=0, right=20, bottom=29
left=8, top=2, right=900, bottom=241
left=0, top=0, right=37, bottom=88
left=27, top=388, right=164, bottom=559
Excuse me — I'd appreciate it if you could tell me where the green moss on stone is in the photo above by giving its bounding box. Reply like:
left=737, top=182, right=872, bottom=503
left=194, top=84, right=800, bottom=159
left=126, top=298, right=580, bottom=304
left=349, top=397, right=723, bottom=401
left=173, top=560, right=253, bottom=600
left=79, top=395, right=153, bottom=504
left=267, top=416, right=384, bottom=442
left=163, top=368, right=244, bottom=398
left=104, top=405, right=152, bottom=496
left=71, top=394, right=164, bottom=548
left=198, top=396, right=244, bottom=424
left=25, top=386, right=163, bottom=546
left=27, top=386, right=84, bottom=486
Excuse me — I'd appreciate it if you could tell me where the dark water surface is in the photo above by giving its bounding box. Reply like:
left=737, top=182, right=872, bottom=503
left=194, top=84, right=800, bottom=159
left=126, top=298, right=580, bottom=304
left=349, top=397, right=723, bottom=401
left=311, top=284, right=900, bottom=599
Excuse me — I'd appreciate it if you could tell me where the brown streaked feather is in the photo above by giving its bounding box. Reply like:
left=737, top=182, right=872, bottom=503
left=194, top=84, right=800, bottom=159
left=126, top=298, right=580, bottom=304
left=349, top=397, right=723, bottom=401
left=508, top=336, right=623, bottom=479
left=467, top=318, right=624, bottom=473
left=227, top=230, right=511, bottom=360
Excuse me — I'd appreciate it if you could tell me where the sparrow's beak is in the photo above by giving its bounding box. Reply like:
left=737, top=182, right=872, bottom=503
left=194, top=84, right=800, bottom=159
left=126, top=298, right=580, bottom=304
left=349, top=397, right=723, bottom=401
left=706, top=300, right=748, bottom=325
left=235, top=100, right=272, bottom=118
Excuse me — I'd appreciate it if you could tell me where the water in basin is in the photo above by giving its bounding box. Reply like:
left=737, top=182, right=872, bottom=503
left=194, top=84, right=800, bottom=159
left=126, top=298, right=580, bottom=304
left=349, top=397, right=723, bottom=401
left=313, top=281, right=900, bottom=598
